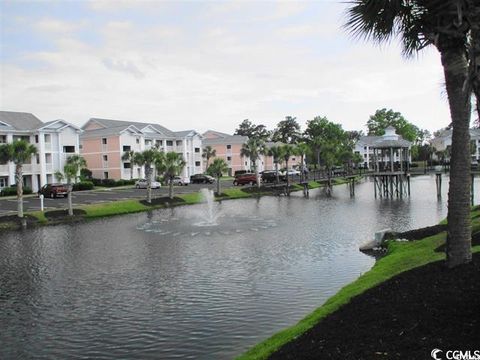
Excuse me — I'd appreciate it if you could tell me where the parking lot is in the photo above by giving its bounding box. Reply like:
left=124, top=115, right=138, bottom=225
left=0, top=180, right=237, bottom=216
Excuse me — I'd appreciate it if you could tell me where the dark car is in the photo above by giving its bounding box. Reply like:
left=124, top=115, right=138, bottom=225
left=38, top=183, right=68, bottom=198
left=261, top=170, right=286, bottom=183
left=190, top=174, right=215, bottom=184
left=233, top=173, right=257, bottom=186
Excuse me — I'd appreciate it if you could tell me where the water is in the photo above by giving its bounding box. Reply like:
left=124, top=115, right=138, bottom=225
left=0, top=175, right=474, bottom=359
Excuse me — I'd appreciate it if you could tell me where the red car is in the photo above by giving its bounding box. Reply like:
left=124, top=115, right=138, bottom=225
left=233, top=173, right=257, bottom=186
left=38, top=183, right=68, bottom=198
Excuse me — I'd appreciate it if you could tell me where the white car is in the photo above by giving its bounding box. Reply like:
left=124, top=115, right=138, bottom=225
left=284, top=169, right=300, bottom=176
left=135, top=179, right=161, bottom=189
left=172, top=176, right=189, bottom=186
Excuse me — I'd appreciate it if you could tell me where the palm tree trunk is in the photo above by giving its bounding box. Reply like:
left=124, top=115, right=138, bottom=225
left=15, top=163, right=23, bottom=218
left=146, top=165, right=152, bottom=203
left=275, top=162, right=279, bottom=184
left=68, top=180, right=73, bottom=216
left=442, top=46, right=472, bottom=268
left=169, top=178, right=174, bottom=199
left=216, top=175, right=221, bottom=195
left=255, top=160, right=260, bottom=188
left=285, top=159, right=290, bottom=189
left=130, top=165, right=133, bottom=180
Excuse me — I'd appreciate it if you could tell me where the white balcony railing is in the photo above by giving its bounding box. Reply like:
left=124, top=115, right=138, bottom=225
left=102, top=144, right=108, bottom=152
left=103, top=161, right=109, bottom=168
left=45, top=163, right=53, bottom=172
left=44, top=143, right=52, bottom=151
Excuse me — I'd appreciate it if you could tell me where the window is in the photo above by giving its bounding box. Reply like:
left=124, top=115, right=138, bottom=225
left=103, top=155, right=108, bottom=161
left=136, top=138, right=140, bottom=144
left=14, top=135, right=30, bottom=143
left=44, top=134, right=51, bottom=143
left=35, top=135, right=39, bottom=143
left=63, top=146, right=75, bottom=153
left=156, top=140, right=162, bottom=147
left=166, top=140, right=173, bottom=146
left=102, top=138, right=107, bottom=145
left=36, top=154, right=40, bottom=164
left=195, top=161, right=201, bottom=166
left=45, top=153, right=52, bottom=164
left=79, top=144, right=83, bottom=150
left=364, top=154, right=367, bottom=158
left=195, top=147, right=200, bottom=153
left=176, top=140, right=182, bottom=146
left=227, top=156, right=231, bottom=161
left=145, top=139, right=152, bottom=146
left=226, top=144, right=231, bottom=149
left=123, top=145, right=131, bottom=152
left=0, top=135, right=6, bottom=143
left=292, top=158, right=295, bottom=161
left=104, top=172, right=109, bottom=179
left=364, top=146, right=367, bottom=150
left=123, top=162, right=131, bottom=169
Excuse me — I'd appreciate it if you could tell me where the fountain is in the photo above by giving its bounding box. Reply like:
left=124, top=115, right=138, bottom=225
left=136, top=188, right=277, bottom=237
left=195, top=188, right=220, bottom=226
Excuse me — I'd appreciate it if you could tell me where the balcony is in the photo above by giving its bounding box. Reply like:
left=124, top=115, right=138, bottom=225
left=45, top=163, right=53, bottom=172
left=103, top=161, right=109, bottom=168
left=102, top=144, right=108, bottom=152
left=44, top=142, right=52, bottom=152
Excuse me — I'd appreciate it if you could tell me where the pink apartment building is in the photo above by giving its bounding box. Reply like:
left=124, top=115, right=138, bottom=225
left=203, top=130, right=300, bottom=176
left=81, top=118, right=203, bottom=180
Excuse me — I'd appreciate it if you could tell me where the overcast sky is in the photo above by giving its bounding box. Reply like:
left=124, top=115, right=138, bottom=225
left=1, top=0, right=451, bottom=135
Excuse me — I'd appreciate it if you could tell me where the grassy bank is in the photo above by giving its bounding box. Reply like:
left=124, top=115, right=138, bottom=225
left=237, top=206, right=480, bottom=360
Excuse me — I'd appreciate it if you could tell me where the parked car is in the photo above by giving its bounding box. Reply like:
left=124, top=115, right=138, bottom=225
left=261, top=170, right=286, bottom=183
left=282, top=168, right=300, bottom=176
left=135, top=179, right=161, bottom=189
left=233, top=173, right=257, bottom=186
left=38, top=183, right=68, bottom=198
left=190, top=174, right=215, bottom=184
left=172, top=176, right=189, bottom=186
left=234, top=170, right=248, bottom=177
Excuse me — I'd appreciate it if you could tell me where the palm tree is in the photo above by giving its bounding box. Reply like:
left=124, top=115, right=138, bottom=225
left=160, top=152, right=186, bottom=199
left=134, top=149, right=160, bottom=203
left=295, top=142, right=309, bottom=182
left=0, top=140, right=38, bottom=218
left=208, top=158, right=229, bottom=195
left=121, top=150, right=135, bottom=180
left=268, top=145, right=285, bottom=184
left=240, top=138, right=266, bottom=187
left=55, top=155, right=87, bottom=216
left=202, top=146, right=216, bottom=171
left=345, top=0, right=473, bottom=268
left=281, top=144, right=295, bottom=191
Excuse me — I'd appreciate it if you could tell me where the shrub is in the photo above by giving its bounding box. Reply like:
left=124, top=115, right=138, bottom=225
left=101, top=179, right=116, bottom=187
left=73, top=181, right=94, bottom=191
left=1, top=185, right=32, bottom=196
left=80, top=168, right=93, bottom=181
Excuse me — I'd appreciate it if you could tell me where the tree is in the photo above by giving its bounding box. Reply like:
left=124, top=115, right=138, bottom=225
left=272, top=116, right=301, bottom=144
left=366, top=108, right=420, bottom=142
left=281, top=144, right=295, bottom=191
left=240, top=138, right=266, bottom=188
left=0, top=140, right=38, bottom=218
left=134, top=149, right=160, bottom=203
left=121, top=150, right=136, bottom=180
left=295, top=142, right=310, bottom=182
left=234, top=119, right=271, bottom=140
left=268, top=145, right=285, bottom=184
left=202, top=145, right=216, bottom=171
left=55, top=155, right=87, bottom=216
left=208, top=158, right=229, bottom=195
left=159, top=152, right=186, bottom=200
left=345, top=0, right=473, bottom=267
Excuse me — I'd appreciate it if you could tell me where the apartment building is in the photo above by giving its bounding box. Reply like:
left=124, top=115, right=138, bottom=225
left=203, top=130, right=300, bottom=175
left=80, top=118, right=203, bottom=180
left=431, top=128, right=480, bottom=162
left=0, top=111, right=82, bottom=192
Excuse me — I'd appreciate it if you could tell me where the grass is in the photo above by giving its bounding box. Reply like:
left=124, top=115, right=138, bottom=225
left=82, top=199, right=149, bottom=218
left=237, top=206, right=480, bottom=360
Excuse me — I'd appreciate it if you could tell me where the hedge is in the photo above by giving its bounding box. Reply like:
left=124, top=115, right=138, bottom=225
left=1, top=186, right=33, bottom=196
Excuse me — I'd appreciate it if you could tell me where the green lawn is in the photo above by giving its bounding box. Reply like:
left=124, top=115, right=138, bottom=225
left=237, top=206, right=480, bottom=360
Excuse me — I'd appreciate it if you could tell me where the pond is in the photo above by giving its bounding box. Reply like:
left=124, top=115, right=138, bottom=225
left=0, top=175, right=474, bottom=359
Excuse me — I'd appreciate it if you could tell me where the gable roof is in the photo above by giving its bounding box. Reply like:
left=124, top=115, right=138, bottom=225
left=202, top=130, right=232, bottom=139
left=85, top=117, right=176, bottom=138
left=0, top=111, right=43, bottom=130
left=203, top=134, right=248, bottom=145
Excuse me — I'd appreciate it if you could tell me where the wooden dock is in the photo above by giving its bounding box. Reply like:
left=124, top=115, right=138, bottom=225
left=373, top=172, right=410, bottom=198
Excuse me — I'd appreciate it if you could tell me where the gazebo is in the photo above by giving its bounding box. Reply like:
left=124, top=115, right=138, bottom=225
left=371, top=127, right=412, bottom=198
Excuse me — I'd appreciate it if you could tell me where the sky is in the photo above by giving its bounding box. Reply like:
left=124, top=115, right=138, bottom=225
left=0, top=0, right=451, bottom=135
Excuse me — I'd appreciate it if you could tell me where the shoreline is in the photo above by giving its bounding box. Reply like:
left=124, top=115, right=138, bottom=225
left=0, top=177, right=357, bottom=232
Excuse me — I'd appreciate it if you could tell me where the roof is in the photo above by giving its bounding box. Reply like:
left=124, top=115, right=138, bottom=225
left=357, top=135, right=411, bottom=148
left=0, top=111, right=43, bottom=130
left=174, top=130, right=202, bottom=138
left=202, top=130, right=232, bottom=139
left=203, top=134, right=248, bottom=145
left=85, top=117, right=176, bottom=138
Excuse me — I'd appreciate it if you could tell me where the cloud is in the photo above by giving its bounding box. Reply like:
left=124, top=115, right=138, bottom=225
left=34, top=18, right=86, bottom=34
left=102, top=58, right=145, bottom=78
